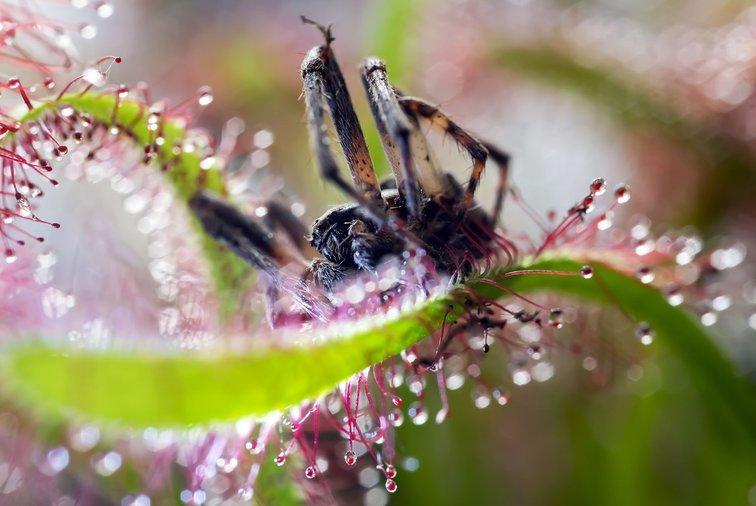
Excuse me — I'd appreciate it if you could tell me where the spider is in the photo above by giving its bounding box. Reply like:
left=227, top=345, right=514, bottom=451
left=190, top=18, right=512, bottom=311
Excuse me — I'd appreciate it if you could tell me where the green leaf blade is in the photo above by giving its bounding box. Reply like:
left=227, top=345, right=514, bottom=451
left=4, top=259, right=753, bottom=449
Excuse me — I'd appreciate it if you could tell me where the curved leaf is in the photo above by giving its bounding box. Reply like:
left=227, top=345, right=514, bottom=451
left=14, top=94, right=254, bottom=314
left=3, top=259, right=753, bottom=448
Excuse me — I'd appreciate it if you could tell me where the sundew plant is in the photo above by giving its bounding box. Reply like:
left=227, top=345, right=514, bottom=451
left=0, top=1, right=755, bottom=505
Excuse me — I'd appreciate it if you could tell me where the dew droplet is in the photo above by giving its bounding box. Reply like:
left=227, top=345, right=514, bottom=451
left=597, top=213, right=613, bottom=230
left=385, top=479, right=398, bottom=493
left=344, top=450, right=357, bottom=466
left=379, top=464, right=395, bottom=480
left=635, top=323, right=654, bottom=345
left=92, top=451, right=121, bottom=476
left=634, top=238, right=655, bottom=256
left=117, top=84, right=129, bottom=98
left=8, top=77, right=20, bottom=89
left=580, top=265, right=594, bottom=279
left=711, top=294, right=731, bottom=312
left=43, top=447, right=70, bottom=475
left=614, top=184, right=631, bottom=204
left=665, top=286, right=684, bottom=306
left=82, top=67, right=105, bottom=86
left=700, top=311, right=717, bottom=327
left=16, top=194, right=32, bottom=217
left=492, top=388, right=510, bottom=406
left=388, top=408, right=404, bottom=427
left=254, top=129, right=274, bottom=149
left=199, top=156, right=216, bottom=170
left=305, top=466, right=317, bottom=479
left=197, top=86, right=214, bottom=106
left=527, top=343, right=543, bottom=360
left=96, top=2, right=114, bottom=18
left=582, top=356, right=598, bottom=371
left=391, top=396, right=403, bottom=407
left=57, top=145, right=68, bottom=155
left=274, top=452, right=286, bottom=466
left=548, top=308, right=563, bottom=328
left=69, top=425, right=99, bottom=452
left=472, top=385, right=490, bottom=409
left=190, top=490, right=206, bottom=505
left=237, top=487, right=253, bottom=501
left=711, top=244, right=746, bottom=270
left=43, top=76, right=55, bottom=89
left=590, top=177, right=607, bottom=195
left=408, top=402, right=428, bottom=425
left=747, top=313, right=756, bottom=330
left=245, top=439, right=263, bottom=455
left=636, top=267, right=654, bottom=284
left=5, top=248, right=17, bottom=264
left=79, top=24, right=97, bottom=39
left=407, top=375, right=425, bottom=395
left=512, top=369, right=532, bottom=386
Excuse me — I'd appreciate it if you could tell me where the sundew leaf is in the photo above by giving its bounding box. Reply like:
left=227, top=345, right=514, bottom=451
left=4, top=259, right=754, bottom=450
left=13, top=93, right=254, bottom=315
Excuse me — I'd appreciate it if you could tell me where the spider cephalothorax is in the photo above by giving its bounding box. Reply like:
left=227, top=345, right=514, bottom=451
left=190, top=18, right=511, bottom=303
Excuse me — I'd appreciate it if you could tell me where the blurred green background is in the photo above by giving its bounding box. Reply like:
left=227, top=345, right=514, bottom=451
left=49, top=0, right=756, bottom=504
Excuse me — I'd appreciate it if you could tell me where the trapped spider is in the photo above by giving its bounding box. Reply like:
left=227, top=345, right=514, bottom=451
left=190, top=18, right=512, bottom=306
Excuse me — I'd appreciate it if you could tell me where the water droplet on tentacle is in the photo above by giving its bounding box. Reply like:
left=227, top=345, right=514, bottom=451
left=614, top=184, right=631, bottom=204
left=580, top=265, right=594, bottom=279
left=492, top=388, right=510, bottom=406
left=274, top=452, right=286, bottom=466
left=636, top=267, right=654, bottom=284
left=388, top=408, right=404, bottom=427
left=344, top=450, right=357, bottom=466
left=408, top=402, right=428, bottom=425
left=635, top=323, right=654, bottom=345
left=385, top=479, right=398, bottom=493
left=16, top=194, right=32, bottom=217
left=548, top=308, right=563, bottom=328
left=590, top=177, right=607, bottom=195
left=665, top=286, right=684, bottom=306
left=197, top=86, right=214, bottom=106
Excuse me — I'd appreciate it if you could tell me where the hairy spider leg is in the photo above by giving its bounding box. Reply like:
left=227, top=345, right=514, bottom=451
left=262, top=200, right=314, bottom=258
left=189, top=191, right=294, bottom=278
left=481, top=141, right=511, bottom=227
left=360, top=58, right=423, bottom=219
left=398, top=96, right=489, bottom=222
left=301, top=47, right=389, bottom=227
left=189, top=191, right=319, bottom=324
left=299, top=18, right=384, bottom=208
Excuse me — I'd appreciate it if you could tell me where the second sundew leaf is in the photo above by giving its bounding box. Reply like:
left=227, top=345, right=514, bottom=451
left=18, top=93, right=255, bottom=315
left=4, top=259, right=754, bottom=453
